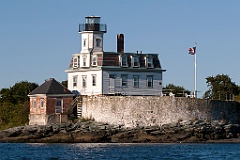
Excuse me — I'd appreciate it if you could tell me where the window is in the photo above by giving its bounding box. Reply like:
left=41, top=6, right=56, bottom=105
left=133, top=75, right=139, bottom=88
left=146, top=56, right=153, bottom=68
left=121, top=74, right=128, bottom=87
left=83, top=57, right=86, bottom=67
left=83, top=39, right=86, bottom=47
left=73, top=57, right=78, bottom=68
left=147, top=76, right=153, bottom=88
left=73, top=76, right=78, bottom=87
left=96, top=39, right=101, bottom=47
left=121, top=55, right=128, bottom=67
left=40, top=99, right=44, bottom=108
left=33, top=99, right=36, bottom=108
left=109, top=74, right=116, bottom=79
left=82, top=75, right=87, bottom=88
left=55, top=99, right=62, bottom=113
left=92, top=56, right=97, bottom=66
left=92, top=75, right=96, bottom=86
left=132, top=56, right=139, bottom=67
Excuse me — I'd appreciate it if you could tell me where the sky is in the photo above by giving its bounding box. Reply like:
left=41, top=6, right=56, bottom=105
left=0, top=0, right=240, bottom=97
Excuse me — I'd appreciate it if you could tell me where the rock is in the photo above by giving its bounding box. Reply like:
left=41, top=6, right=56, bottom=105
left=0, top=119, right=240, bottom=143
left=180, top=120, right=193, bottom=126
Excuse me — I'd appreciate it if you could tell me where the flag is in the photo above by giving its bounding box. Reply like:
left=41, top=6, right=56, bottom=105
left=188, top=46, right=196, bottom=55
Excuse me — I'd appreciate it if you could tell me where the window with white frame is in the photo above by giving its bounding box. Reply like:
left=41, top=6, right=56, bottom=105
left=92, top=74, right=96, bottom=86
left=82, top=75, right=87, bottom=88
left=73, top=76, right=78, bottom=87
left=133, top=75, right=139, bottom=88
left=40, top=99, right=44, bottom=108
left=92, top=56, right=97, bottom=66
left=96, top=39, right=101, bottom=47
left=132, top=56, right=139, bottom=67
left=83, top=39, right=87, bottom=47
left=55, top=99, right=62, bottom=113
left=83, top=57, right=86, bottom=67
left=146, top=56, right=153, bottom=68
left=73, top=57, right=78, bottom=68
left=147, top=75, right=153, bottom=88
left=33, top=99, right=36, bottom=108
left=121, top=74, right=128, bottom=87
left=121, top=55, right=128, bottom=67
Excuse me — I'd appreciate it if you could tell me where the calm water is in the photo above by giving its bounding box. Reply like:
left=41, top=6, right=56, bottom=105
left=0, top=143, right=239, bottom=160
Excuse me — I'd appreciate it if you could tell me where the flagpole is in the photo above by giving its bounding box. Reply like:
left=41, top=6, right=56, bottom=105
left=194, top=43, right=197, bottom=98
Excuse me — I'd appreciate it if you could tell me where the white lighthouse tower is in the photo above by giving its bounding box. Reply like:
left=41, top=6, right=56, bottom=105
left=78, top=16, right=107, bottom=68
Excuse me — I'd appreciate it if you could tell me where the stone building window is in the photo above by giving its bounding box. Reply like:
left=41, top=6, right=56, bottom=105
left=33, top=99, right=36, bottom=108
left=55, top=99, right=62, bottom=113
left=40, top=99, right=44, bottom=108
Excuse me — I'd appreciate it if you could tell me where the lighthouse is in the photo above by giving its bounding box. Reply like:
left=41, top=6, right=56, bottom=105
left=66, top=16, right=165, bottom=96
left=78, top=16, right=107, bottom=68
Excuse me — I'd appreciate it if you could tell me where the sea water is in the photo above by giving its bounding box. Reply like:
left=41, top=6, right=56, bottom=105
left=0, top=143, right=239, bottom=160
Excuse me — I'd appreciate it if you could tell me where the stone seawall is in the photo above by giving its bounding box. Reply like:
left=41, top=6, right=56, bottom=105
left=81, top=96, right=240, bottom=128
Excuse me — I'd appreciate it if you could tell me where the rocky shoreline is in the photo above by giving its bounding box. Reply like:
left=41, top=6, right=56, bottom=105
left=1, top=119, right=240, bottom=143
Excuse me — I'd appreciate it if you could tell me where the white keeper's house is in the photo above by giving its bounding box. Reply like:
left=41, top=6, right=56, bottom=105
left=65, top=16, right=166, bottom=96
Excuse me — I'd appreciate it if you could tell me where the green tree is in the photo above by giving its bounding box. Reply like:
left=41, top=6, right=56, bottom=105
left=0, top=81, right=38, bottom=130
left=163, top=84, right=191, bottom=97
left=10, top=81, right=38, bottom=104
left=61, top=80, right=68, bottom=88
left=0, top=88, right=15, bottom=104
left=204, top=74, right=239, bottom=100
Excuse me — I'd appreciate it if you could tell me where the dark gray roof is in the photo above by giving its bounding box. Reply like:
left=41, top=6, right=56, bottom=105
left=29, top=78, right=73, bottom=96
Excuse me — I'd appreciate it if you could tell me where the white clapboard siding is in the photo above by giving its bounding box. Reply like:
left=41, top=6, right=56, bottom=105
left=102, top=70, right=163, bottom=95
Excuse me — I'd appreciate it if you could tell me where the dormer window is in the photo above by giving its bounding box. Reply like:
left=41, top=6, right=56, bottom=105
left=73, top=57, right=78, bottom=68
left=121, top=55, right=128, bottom=67
left=92, top=56, right=97, bottom=66
left=146, top=56, right=153, bottom=68
left=132, top=56, right=139, bottom=67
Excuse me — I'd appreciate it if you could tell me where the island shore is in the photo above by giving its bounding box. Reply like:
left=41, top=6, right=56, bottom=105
left=1, top=119, right=240, bottom=143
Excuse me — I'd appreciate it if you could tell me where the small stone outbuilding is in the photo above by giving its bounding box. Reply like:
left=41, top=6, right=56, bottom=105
left=28, top=78, right=74, bottom=125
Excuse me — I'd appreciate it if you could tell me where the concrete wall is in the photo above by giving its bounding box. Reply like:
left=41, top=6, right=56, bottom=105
left=81, top=96, right=240, bottom=127
left=29, top=114, right=69, bottom=125
left=29, top=114, right=46, bottom=125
